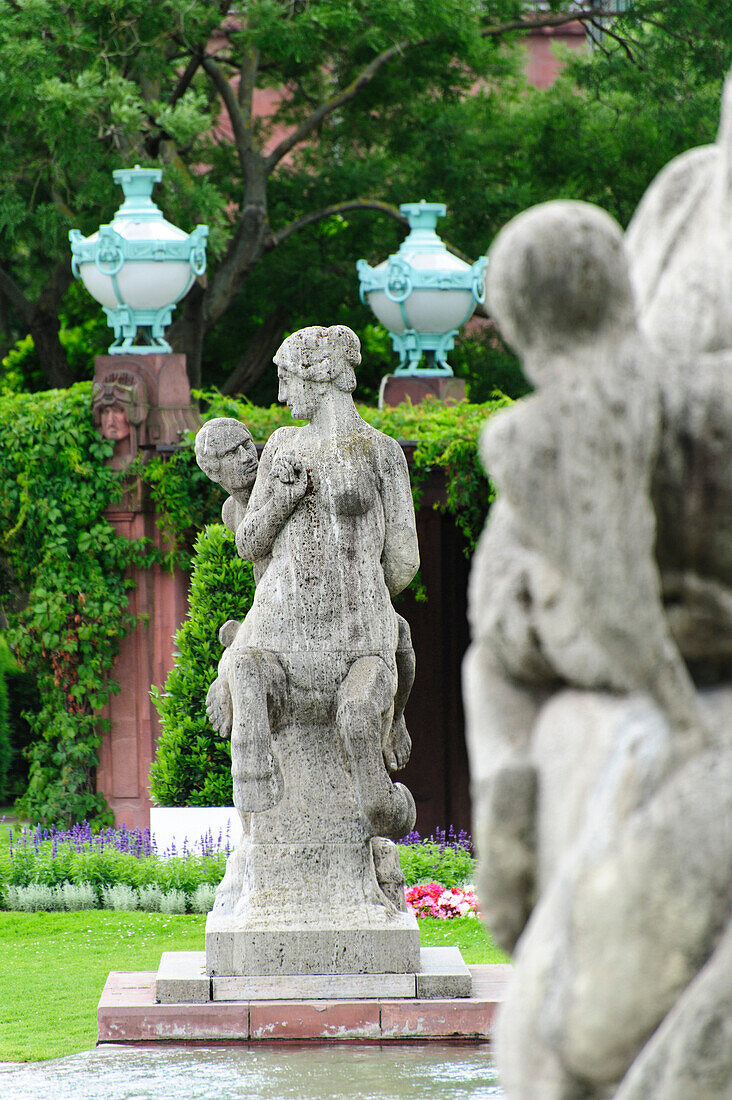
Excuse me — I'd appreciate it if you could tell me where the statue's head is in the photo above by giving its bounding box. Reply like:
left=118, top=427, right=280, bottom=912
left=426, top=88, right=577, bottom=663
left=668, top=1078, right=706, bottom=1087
left=92, top=372, right=149, bottom=464
left=274, top=326, right=360, bottom=419
left=486, top=201, right=636, bottom=386
left=195, top=417, right=258, bottom=492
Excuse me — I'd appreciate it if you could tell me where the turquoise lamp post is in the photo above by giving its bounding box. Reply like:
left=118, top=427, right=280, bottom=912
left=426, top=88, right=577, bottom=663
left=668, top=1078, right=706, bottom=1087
left=356, top=201, right=486, bottom=376
left=69, top=166, right=208, bottom=354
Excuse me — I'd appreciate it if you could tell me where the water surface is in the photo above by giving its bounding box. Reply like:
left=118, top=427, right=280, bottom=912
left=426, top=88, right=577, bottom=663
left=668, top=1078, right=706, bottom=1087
left=0, top=1043, right=502, bottom=1100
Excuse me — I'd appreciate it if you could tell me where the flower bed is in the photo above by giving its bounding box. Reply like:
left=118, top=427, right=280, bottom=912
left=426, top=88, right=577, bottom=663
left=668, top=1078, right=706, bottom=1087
left=406, top=882, right=480, bottom=920
left=0, top=820, right=477, bottom=915
left=0, top=821, right=230, bottom=911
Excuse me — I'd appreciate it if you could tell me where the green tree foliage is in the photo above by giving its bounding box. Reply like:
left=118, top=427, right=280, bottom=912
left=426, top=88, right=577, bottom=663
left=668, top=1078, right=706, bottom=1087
left=0, top=0, right=667, bottom=397
left=149, top=524, right=256, bottom=807
left=0, top=636, right=14, bottom=801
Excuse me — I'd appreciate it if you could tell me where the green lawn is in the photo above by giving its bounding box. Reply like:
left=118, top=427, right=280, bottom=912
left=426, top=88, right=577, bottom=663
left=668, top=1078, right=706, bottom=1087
left=0, top=911, right=508, bottom=1062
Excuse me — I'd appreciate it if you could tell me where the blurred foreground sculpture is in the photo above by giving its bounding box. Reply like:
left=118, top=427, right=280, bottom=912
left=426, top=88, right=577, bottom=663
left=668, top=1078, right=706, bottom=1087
left=195, top=325, right=421, bottom=978
left=464, top=77, right=732, bottom=1100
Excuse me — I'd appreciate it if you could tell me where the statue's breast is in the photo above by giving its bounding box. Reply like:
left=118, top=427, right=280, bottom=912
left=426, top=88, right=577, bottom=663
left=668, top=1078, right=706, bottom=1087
left=313, top=446, right=378, bottom=518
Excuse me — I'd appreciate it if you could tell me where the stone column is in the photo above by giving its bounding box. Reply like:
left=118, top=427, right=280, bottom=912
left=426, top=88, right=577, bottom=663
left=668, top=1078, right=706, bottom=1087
left=91, top=353, right=199, bottom=830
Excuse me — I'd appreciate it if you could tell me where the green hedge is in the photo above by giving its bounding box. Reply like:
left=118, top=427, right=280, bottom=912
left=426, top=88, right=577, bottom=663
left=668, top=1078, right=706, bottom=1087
left=149, top=525, right=256, bottom=806
left=0, top=637, right=14, bottom=801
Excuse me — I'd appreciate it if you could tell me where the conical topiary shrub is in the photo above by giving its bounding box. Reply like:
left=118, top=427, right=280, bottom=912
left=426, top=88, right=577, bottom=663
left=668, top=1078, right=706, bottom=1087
left=150, top=524, right=255, bottom=806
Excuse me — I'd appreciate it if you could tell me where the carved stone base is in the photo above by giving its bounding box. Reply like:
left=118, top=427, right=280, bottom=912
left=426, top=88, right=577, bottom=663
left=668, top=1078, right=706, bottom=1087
left=156, top=945, right=471, bottom=1002
left=205, top=909, right=420, bottom=977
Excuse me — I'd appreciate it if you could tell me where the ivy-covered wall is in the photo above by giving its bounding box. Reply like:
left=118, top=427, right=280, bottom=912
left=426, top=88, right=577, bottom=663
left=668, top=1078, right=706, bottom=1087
left=0, top=383, right=507, bottom=825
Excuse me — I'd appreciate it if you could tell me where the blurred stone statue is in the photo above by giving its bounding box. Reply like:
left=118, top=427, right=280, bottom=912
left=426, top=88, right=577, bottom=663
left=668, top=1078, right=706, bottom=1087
left=464, top=85, right=732, bottom=1097
left=195, top=325, right=421, bottom=977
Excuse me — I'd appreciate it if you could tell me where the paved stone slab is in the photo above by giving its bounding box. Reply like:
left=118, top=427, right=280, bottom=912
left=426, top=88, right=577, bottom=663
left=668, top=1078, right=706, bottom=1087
left=380, top=998, right=498, bottom=1040
left=417, top=946, right=472, bottom=999
left=249, top=1000, right=382, bottom=1040
left=155, top=946, right=476, bottom=1003
left=98, top=974, right=250, bottom=1043
left=156, top=952, right=210, bottom=1004
left=213, top=971, right=415, bottom=1001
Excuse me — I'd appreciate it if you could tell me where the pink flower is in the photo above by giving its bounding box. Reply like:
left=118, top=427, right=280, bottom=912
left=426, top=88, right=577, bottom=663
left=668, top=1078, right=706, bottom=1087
left=405, top=882, right=481, bottom=920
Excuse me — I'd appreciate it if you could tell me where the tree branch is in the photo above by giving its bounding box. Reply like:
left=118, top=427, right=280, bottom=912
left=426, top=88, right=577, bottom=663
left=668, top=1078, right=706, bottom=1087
left=588, top=18, right=639, bottom=64
left=268, top=199, right=482, bottom=269
left=201, top=53, right=249, bottom=172
left=169, top=53, right=201, bottom=106
left=264, top=41, right=413, bottom=171
left=268, top=199, right=408, bottom=249
left=482, top=6, right=615, bottom=38
left=264, top=6, right=619, bottom=171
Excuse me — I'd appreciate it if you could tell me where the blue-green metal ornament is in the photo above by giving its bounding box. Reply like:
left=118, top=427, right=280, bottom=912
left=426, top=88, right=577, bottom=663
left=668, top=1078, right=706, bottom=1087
left=69, top=166, right=208, bottom=355
left=357, top=201, right=486, bottom=376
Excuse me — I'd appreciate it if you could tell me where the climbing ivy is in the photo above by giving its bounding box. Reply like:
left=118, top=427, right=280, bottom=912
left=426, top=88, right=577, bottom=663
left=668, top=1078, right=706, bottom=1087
left=201, top=390, right=509, bottom=553
left=0, top=383, right=508, bottom=824
left=0, top=385, right=144, bottom=825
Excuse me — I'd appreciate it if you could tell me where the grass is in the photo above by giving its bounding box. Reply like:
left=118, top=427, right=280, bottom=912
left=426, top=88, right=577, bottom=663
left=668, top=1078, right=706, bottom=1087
left=417, top=916, right=508, bottom=965
left=0, top=910, right=508, bottom=1062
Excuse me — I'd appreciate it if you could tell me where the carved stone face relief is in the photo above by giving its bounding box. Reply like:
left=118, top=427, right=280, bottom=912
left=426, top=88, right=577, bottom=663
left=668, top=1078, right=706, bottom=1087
left=99, top=403, right=131, bottom=442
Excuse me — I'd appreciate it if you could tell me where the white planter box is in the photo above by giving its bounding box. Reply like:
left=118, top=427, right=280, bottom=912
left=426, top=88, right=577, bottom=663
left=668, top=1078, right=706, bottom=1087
left=150, top=807, right=242, bottom=856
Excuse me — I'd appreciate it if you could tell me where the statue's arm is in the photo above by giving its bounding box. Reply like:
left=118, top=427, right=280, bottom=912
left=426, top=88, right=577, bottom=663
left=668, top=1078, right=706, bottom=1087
left=235, top=429, right=306, bottom=562
left=379, top=437, right=420, bottom=596
left=221, top=493, right=249, bottom=535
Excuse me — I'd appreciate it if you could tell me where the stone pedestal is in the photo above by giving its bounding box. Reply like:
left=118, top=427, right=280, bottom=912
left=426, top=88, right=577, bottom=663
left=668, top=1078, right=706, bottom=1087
left=155, top=946, right=473, bottom=1003
left=204, top=712, right=421, bottom=979
left=206, top=911, right=420, bottom=978
left=379, top=375, right=466, bottom=408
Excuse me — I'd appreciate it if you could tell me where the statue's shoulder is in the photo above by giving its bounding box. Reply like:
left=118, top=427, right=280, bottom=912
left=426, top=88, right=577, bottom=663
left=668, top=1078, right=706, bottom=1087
left=261, top=425, right=296, bottom=454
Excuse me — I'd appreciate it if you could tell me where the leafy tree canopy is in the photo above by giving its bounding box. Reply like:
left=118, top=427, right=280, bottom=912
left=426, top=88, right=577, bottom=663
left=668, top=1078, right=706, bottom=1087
left=0, top=0, right=729, bottom=400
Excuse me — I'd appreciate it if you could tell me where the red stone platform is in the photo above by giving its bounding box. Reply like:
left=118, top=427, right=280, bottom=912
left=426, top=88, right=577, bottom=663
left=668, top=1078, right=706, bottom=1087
left=98, top=965, right=510, bottom=1044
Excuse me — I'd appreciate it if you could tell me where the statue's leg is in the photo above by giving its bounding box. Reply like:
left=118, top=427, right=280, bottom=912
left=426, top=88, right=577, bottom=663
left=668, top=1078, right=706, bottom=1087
left=371, top=837, right=408, bottom=911
left=383, top=614, right=415, bottom=773
left=337, top=656, right=416, bottom=841
left=204, top=619, right=243, bottom=738
left=229, top=649, right=286, bottom=813
left=463, top=641, right=545, bottom=954
left=612, top=916, right=732, bottom=1100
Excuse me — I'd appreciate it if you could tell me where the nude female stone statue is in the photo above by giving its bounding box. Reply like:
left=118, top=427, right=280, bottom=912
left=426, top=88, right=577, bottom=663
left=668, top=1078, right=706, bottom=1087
left=195, top=324, right=421, bottom=977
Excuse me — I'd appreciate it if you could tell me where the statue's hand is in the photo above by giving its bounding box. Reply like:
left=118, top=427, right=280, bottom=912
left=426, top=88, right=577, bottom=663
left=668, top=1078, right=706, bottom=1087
left=270, top=453, right=309, bottom=508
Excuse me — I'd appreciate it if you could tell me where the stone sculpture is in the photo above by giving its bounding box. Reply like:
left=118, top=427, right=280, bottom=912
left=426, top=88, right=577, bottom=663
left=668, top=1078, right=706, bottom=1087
left=195, top=325, right=421, bottom=978
left=92, top=353, right=199, bottom=467
left=464, top=187, right=731, bottom=1093
left=92, top=369, right=149, bottom=468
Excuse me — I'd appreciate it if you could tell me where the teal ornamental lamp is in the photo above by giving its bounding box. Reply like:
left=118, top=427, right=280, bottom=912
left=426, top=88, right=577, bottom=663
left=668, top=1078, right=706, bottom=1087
left=356, top=201, right=486, bottom=376
left=69, top=166, right=208, bottom=354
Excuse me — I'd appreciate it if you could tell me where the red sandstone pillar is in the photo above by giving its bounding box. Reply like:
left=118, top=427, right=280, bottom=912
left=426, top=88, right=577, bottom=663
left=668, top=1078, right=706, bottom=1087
left=91, top=353, right=199, bottom=829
